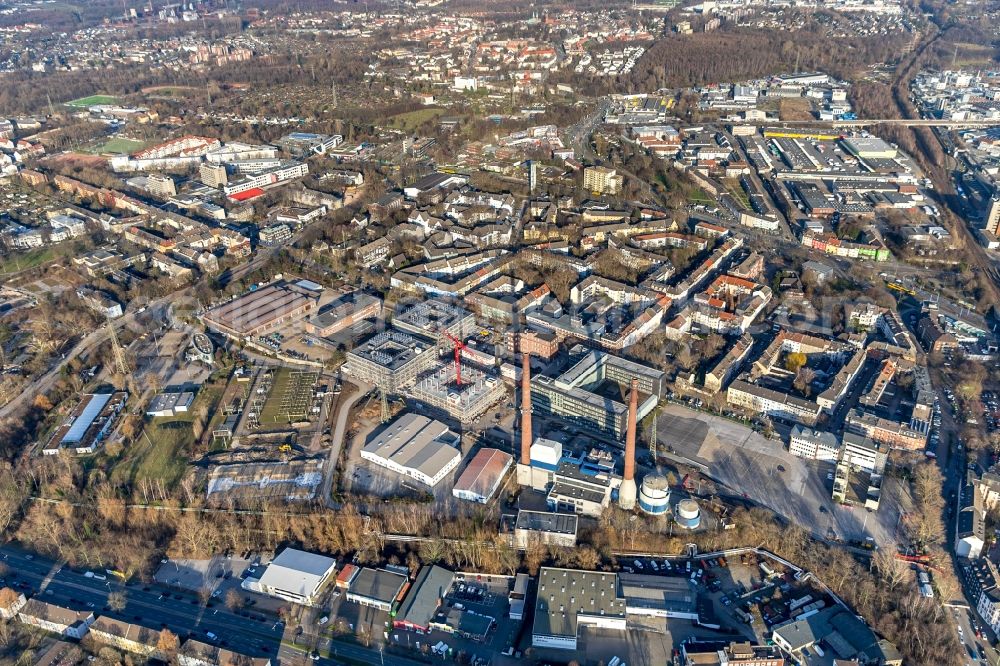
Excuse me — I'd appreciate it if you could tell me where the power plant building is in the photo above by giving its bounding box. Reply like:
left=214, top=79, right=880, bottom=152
left=522, top=438, right=622, bottom=517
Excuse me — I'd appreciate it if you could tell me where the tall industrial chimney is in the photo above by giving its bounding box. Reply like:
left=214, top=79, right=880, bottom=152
left=516, top=352, right=534, bottom=487
left=618, top=377, right=639, bottom=510
left=520, top=352, right=532, bottom=466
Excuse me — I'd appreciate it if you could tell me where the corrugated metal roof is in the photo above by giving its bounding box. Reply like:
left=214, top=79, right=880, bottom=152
left=62, top=393, right=112, bottom=444
left=453, top=448, right=512, bottom=499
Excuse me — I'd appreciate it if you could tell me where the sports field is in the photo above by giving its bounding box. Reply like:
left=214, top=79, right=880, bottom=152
left=259, top=367, right=318, bottom=423
left=66, top=94, right=119, bottom=108
left=85, top=136, right=147, bottom=155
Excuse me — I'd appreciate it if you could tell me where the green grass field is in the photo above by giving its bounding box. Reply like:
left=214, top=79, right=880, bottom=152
left=85, top=136, right=147, bottom=155
left=110, top=384, right=223, bottom=489
left=258, top=367, right=318, bottom=424
left=0, top=244, right=77, bottom=275
left=122, top=422, right=192, bottom=488
left=724, top=179, right=752, bottom=210
left=65, top=94, right=119, bottom=108
left=688, top=188, right=715, bottom=204
left=387, top=108, right=445, bottom=132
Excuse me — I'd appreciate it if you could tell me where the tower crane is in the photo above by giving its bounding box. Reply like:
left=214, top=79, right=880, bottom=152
left=441, top=330, right=467, bottom=386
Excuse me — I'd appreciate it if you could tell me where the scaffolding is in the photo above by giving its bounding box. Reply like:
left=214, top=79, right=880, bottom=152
left=411, top=361, right=505, bottom=423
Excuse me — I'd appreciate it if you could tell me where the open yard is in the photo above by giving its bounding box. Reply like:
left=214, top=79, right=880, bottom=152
left=952, top=42, right=998, bottom=66
left=654, top=403, right=913, bottom=547
left=386, top=108, right=445, bottom=132
left=0, top=244, right=78, bottom=276
left=65, top=94, right=119, bottom=108
left=85, top=136, right=147, bottom=155
left=687, top=187, right=714, bottom=205
left=109, top=383, right=224, bottom=489
left=778, top=97, right=815, bottom=121
left=724, top=178, right=752, bottom=210
left=257, top=367, right=318, bottom=425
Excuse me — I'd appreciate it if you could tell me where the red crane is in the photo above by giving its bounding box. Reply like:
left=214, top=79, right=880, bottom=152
left=441, top=330, right=467, bottom=386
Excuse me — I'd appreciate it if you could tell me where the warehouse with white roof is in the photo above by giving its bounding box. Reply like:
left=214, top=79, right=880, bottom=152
left=361, top=412, right=462, bottom=487
left=256, top=547, right=336, bottom=605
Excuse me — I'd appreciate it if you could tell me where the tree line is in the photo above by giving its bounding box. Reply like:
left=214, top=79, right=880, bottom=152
left=625, top=23, right=910, bottom=91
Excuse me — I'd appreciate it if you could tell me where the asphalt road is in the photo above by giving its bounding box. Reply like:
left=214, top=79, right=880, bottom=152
left=0, top=544, right=288, bottom=656
left=0, top=294, right=178, bottom=422
left=322, top=379, right=370, bottom=509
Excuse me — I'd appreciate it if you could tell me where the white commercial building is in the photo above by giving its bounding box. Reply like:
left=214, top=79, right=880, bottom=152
left=361, top=413, right=462, bottom=487
left=840, top=432, right=886, bottom=473
left=789, top=426, right=840, bottom=462
left=255, top=548, right=336, bottom=605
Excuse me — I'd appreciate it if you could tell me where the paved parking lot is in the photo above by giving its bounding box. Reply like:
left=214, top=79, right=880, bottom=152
left=390, top=574, right=523, bottom=663
left=656, top=404, right=913, bottom=547
left=154, top=555, right=252, bottom=593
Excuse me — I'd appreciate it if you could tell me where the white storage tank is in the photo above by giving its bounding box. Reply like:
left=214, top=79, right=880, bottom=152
left=638, top=473, right=670, bottom=515
left=675, top=498, right=701, bottom=529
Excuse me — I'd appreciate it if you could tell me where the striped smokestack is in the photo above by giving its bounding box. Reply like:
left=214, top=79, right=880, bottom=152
left=624, top=377, right=638, bottom=482
left=520, top=352, right=532, bottom=465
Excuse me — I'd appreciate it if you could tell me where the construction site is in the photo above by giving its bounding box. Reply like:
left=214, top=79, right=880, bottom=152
left=344, top=331, right=436, bottom=393
left=392, top=297, right=477, bottom=344
left=412, top=360, right=506, bottom=424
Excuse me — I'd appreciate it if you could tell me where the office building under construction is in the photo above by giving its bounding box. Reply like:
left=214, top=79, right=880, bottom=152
left=411, top=359, right=506, bottom=423
left=344, top=331, right=436, bottom=393
left=392, top=297, right=476, bottom=346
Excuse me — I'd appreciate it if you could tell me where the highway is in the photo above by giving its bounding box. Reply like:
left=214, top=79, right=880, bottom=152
left=0, top=545, right=285, bottom=658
